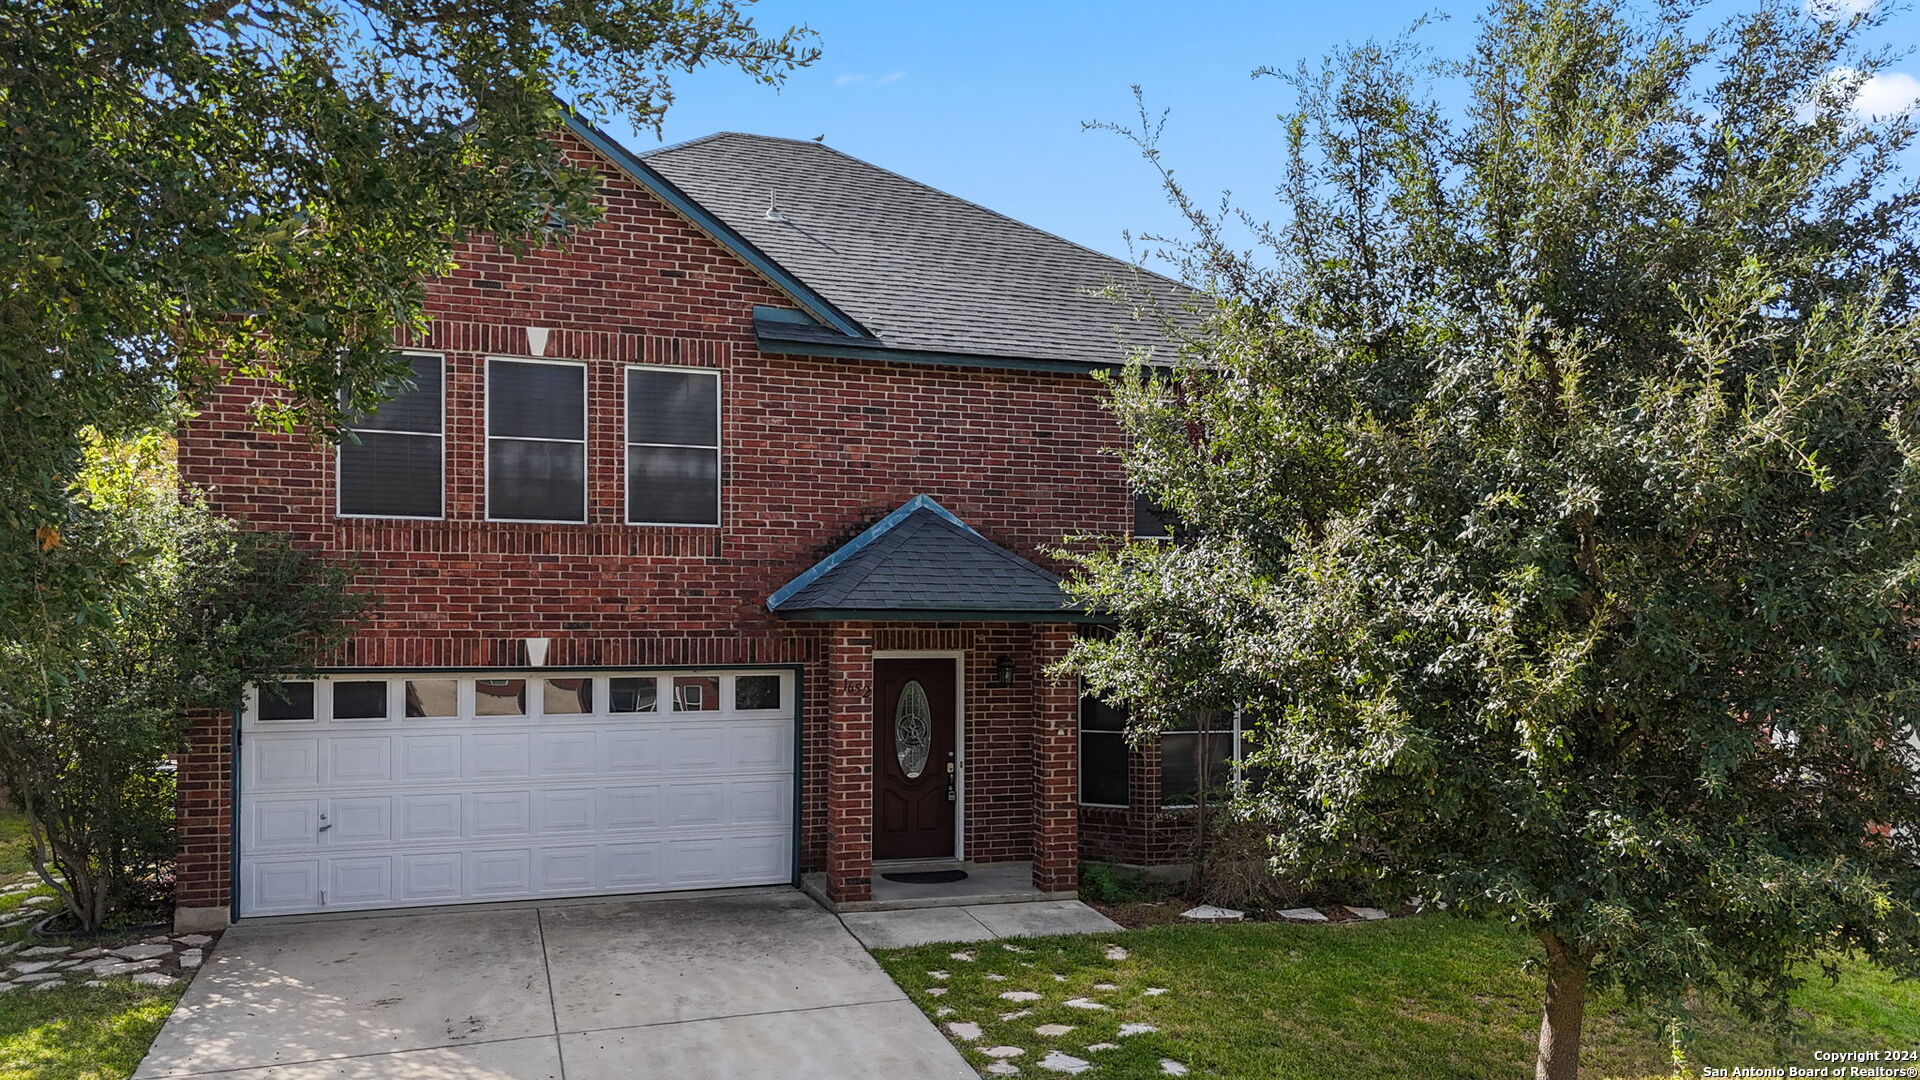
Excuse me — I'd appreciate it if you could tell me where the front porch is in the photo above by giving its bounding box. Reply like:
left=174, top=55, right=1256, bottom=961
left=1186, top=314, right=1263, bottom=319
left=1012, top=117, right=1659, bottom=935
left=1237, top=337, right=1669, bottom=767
left=768, top=496, right=1102, bottom=907
left=801, top=860, right=1077, bottom=913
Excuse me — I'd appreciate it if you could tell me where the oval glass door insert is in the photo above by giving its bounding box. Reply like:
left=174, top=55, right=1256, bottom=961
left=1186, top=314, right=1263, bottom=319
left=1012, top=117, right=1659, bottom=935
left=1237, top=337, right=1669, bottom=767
left=895, top=680, right=933, bottom=779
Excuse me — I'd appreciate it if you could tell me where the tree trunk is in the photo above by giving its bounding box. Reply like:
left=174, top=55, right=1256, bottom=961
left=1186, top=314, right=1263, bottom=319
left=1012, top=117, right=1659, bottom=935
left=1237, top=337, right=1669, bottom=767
left=1535, top=932, right=1590, bottom=1080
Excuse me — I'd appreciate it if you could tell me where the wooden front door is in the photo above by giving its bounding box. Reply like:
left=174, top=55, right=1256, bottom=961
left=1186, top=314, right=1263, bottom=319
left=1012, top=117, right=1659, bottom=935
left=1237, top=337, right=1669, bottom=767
left=873, top=658, right=957, bottom=861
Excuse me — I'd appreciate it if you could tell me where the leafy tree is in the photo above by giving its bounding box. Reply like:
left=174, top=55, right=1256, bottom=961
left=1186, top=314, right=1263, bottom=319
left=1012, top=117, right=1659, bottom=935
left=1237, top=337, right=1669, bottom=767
left=0, top=431, right=367, bottom=930
left=0, top=0, right=816, bottom=631
left=1069, top=2, right=1920, bottom=1076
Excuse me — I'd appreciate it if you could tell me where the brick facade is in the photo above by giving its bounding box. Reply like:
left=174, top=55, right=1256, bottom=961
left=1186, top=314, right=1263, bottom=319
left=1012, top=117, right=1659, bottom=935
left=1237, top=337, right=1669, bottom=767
left=175, top=126, right=1142, bottom=917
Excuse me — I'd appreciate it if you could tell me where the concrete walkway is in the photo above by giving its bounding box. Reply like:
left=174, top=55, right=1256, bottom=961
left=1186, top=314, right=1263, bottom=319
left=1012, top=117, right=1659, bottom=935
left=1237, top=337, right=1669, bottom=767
left=136, top=889, right=976, bottom=1080
left=839, top=899, right=1123, bottom=949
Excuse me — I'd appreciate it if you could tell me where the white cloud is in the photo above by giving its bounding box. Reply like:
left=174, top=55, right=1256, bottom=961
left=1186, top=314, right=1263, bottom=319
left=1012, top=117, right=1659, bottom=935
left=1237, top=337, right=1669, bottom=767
left=834, top=73, right=867, bottom=86
left=1853, top=71, right=1920, bottom=119
left=1805, top=0, right=1878, bottom=19
left=874, top=71, right=906, bottom=86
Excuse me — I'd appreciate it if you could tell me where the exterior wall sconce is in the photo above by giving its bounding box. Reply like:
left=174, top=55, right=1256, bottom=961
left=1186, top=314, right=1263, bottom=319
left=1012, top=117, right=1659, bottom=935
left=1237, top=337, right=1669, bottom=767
left=994, top=654, right=1016, bottom=688
left=522, top=637, right=551, bottom=667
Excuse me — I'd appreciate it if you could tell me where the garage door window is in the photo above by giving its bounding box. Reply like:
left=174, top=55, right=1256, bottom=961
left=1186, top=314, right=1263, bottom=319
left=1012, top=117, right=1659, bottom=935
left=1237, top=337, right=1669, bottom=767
left=543, top=678, right=593, bottom=715
left=404, top=679, right=458, bottom=718
left=671, top=676, right=720, bottom=711
left=259, top=681, right=315, bottom=722
left=609, top=677, right=658, bottom=712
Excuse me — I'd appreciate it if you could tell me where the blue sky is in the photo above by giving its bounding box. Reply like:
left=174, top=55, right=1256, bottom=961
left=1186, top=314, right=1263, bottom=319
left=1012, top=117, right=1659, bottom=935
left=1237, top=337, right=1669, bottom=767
left=603, top=0, right=1918, bottom=266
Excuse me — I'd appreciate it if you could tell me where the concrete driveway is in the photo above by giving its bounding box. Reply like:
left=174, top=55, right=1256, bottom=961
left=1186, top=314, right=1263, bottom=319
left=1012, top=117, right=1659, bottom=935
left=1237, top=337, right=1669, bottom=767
left=136, top=889, right=975, bottom=1080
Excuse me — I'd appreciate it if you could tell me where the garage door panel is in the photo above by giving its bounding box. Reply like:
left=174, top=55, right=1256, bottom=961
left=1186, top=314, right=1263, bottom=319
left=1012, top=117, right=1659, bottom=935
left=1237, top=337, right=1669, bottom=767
left=728, top=723, right=791, bottom=771
left=240, top=670, right=795, bottom=916
left=539, top=847, right=596, bottom=892
left=329, top=856, right=394, bottom=906
left=400, top=794, right=463, bottom=841
left=732, top=780, right=790, bottom=827
left=468, top=791, right=533, bottom=837
left=248, top=798, right=320, bottom=851
left=604, top=728, right=665, bottom=773
left=471, top=733, right=533, bottom=778
left=537, top=731, right=597, bottom=776
left=535, top=789, right=596, bottom=834
left=399, top=735, right=462, bottom=781
left=249, top=738, right=320, bottom=791
left=249, top=859, right=321, bottom=914
left=400, top=853, right=463, bottom=902
left=667, top=725, right=726, bottom=771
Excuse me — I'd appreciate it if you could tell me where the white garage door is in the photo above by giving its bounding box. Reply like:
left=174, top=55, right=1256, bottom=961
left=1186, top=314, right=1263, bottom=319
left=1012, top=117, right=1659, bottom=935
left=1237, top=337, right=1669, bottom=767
left=238, top=670, right=795, bottom=916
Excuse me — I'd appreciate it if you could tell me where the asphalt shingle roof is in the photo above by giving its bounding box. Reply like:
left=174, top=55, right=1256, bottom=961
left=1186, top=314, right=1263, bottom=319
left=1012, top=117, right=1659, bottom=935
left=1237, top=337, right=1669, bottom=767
left=641, top=132, right=1198, bottom=366
left=767, top=496, right=1086, bottom=619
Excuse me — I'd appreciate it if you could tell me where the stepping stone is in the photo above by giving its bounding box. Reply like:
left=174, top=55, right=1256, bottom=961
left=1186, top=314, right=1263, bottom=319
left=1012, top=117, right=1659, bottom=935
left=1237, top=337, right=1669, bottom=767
left=1348, top=906, right=1390, bottom=921
left=986, top=1065, right=1021, bottom=1077
left=986, top=973, right=1008, bottom=981
left=20, top=896, right=53, bottom=908
left=1052, top=973, right=1067, bottom=982
left=1039, top=1050, right=1092, bottom=1074
left=1002, top=944, right=1031, bottom=954
left=10, top=961, right=57, bottom=975
left=1062, top=998, right=1108, bottom=1010
left=95, top=960, right=160, bottom=977
left=131, top=972, right=177, bottom=987
left=1034, top=1024, right=1075, bottom=1037
left=29, top=982, right=61, bottom=993
left=935, top=1007, right=955, bottom=1018
left=13, top=973, right=60, bottom=984
left=928, top=970, right=950, bottom=980
left=949, top=950, right=976, bottom=962
left=1278, top=907, right=1329, bottom=923
left=925, top=987, right=947, bottom=997
left=982, top=1046, right=1025, bottom=1059
left=1087, top=1043, right=1120, bottom=1052
left=179, top=950, right=203, bottom=971
left=18, top=946, right=66, bottom=958
left=1143, top=987, right=1169, bottom=996
left=999, top=1010, right=1032, bottom=1021
left=109, top=943, right=172, bottom=961
left=1181, top=904, right=1244, bottom=922
left=1161, top=1060, right=1190, bottom=1076
left=947, top=1021, right=982, bottom=1042
left=71, top=948, right=105, bottom=959
left=0, top=944, right=18, bottom=958
left=174, top=934, right=213, bottom=948
left=1105, top=945, right=1129, bottom=960
left=999, top=991, right=1042, bottom=1002
left=1093, top=983, right=1118, bottom=991
left=84, top=980, right=104, bottom=988
left=1119, top=1023, right=1158, bottom=1037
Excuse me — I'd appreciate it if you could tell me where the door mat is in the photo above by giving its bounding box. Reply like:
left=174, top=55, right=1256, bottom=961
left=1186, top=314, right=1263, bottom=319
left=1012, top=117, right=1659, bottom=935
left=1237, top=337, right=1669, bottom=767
left=881, top=869, right=969, bottom=885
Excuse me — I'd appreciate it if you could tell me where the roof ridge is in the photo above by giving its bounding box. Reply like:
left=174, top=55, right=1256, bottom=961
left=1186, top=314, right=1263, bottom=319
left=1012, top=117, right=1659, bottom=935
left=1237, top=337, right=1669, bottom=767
left=647, top=132, right=1195, bottom=296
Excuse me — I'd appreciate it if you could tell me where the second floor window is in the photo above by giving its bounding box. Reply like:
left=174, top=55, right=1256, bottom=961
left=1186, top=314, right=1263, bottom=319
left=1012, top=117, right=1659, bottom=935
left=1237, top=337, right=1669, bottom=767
left=488, top=358, right=587, bottom=523
left=627, top=367, right=720, bottom=526
left=338, top=353, right=443, bottom=519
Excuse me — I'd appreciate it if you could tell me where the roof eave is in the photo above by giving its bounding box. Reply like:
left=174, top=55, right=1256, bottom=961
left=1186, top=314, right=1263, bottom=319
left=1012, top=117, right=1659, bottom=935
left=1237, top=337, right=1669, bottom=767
left=772, top=607, right=1109, bottom=624
left=754, top=332, right=1123, bottom=376
left=560, top=110, right=871, bottom=340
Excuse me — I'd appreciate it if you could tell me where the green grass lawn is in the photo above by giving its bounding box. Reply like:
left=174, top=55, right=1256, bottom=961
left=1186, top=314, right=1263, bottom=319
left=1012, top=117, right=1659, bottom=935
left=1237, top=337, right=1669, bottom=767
left=0, top=808, right=184, bottom=1080
left=874, top=916, right=1920, bottom=1080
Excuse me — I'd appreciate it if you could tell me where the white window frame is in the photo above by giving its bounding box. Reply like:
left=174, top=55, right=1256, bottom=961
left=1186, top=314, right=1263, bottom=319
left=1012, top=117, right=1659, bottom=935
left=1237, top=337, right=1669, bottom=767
left=485, top=355, right=589, bottom=525
left=244, top=670, right=794, bottom=725
left=335, top=351, right=446, bottom=521
left=623, top=364, right=722, bottom=528
left=1078, top=693, right=1131, bottom=809
left=1159, top=707, right=1245, bottom=809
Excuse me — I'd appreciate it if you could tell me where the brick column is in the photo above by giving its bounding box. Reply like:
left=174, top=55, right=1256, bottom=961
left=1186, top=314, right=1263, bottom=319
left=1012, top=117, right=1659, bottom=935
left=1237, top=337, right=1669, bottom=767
left=1030, top=625, right=1079, bottom=893
left=174, top=707, right=233, bottom=930
left=825, top=623, right=876, bottom=904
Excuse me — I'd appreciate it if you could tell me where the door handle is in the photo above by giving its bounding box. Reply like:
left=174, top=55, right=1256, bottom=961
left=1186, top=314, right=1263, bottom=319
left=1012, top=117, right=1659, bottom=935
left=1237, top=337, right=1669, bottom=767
left=946, top=753, right=956, bottom=802
left=317, top=812, right=332, bottom=833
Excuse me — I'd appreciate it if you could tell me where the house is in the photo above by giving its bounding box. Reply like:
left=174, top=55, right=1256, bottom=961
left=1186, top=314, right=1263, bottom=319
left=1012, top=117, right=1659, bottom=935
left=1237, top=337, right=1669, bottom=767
left=171, top=114, right=1227, bottom=932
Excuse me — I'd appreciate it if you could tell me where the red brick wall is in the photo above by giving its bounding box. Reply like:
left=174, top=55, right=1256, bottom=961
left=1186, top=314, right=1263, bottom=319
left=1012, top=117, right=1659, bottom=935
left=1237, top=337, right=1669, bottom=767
left=174, top=708, right=231, bottom=912
left=175, top=127, right=1141, bottom=911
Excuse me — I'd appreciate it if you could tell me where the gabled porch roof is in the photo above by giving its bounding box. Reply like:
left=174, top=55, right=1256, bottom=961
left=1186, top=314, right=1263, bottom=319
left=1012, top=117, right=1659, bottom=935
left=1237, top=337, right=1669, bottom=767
left=766, top=496, right=1102, bottom=623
